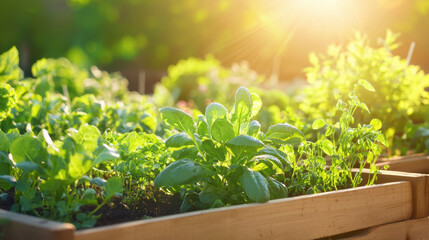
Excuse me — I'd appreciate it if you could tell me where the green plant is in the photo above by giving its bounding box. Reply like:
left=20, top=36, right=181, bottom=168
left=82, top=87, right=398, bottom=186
left=155, top=87, right=299, bottom=210
left=104, top=131, right=172, bottom=203
left=0, top=125, right=123, bottom=229
left=301, top=31, right=429, bottom=149
left=155, top=84, right=386, bottom=211
left=0, top=47, right=20, bottom=121
left=293, top=80, right=388, bottom=195
left=153, top=57, right=263, bottom=113
left=0, top=83, right=16, bottom=121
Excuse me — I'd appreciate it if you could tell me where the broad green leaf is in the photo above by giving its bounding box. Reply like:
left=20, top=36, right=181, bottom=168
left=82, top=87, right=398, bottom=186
left=180, top=191, right=199, bottom=212
left=240, top=169, right=269, bottom=203
left=376, top=133, right=388, bottom=147
left=15, top=161, right=42, bottom=173
left=16, top=182, right=32, bottom=194
left=72, top=124, right=100, bottom=153
left=0, top=130, right=10, bottom=152
left=81, top=188, right=97, bottom=205
left=251, top=154, right=283, bottom=171
left=267, top=177, right=288, bottom=200
left=10, top=136, right=48, bottom=164
left=105, top=176, right=124, bottom=199
left=0, top=175, right=16, bottom=186
left=93, top=144, right=119, bottom=166
left=197, top=115, right=209, bottom=136
left=154, top=159, right=208, bottom=187
left=39, top=179, right=62, bottom=192
left=227, top=135, right=264, bottom=161
left=256, top=147, right=290, bottom=167
left=89, top=177, right=106, bottom=187
left=312, top=119, right=325, bottom=130
left=211, top=118, right=235, bottom=143
left=234, top=87, right=253, bottom=114
left=34, top=78, right=53, bottom=97
left=171, top=146, right=199, bottom=160
left=231, top=87, right=253, bottom=132
left=325, top=125, right=336, bottom=136
left=7, top=129, right=20, bottom=143
left=370, top=119, right=382, bottom=131
left=314, top=156, right=326, bottom=165
left=199, top=185, right=225, bottom=206
left=250, top=92, right=262, bottom=118
left=201, top=139, right=226, bottom=160
left=358, top=79, right=375, bottom=92
left=140, top=113, right=157, bottom=133
left=68, top=153, right=92, bottom=180
left=165, top=133, right=194, bottom=148
left=160, top=107, right=195, bottom=135
left=227, top=135, right=264, bottom=147
left=359, top=102, right=370, bottom=113
left=321, top=139, right=334, bottom=156
left=0, top=152, right=11, bottom=175
left=265, top=123, right=304, bottom=144
left=366, top=152, right=374, bottom=164
left=205, top=103, right=228, bottom=127
left=248, top=120, right=261, bottom=136
left=0, top=46, right=23, bottom=83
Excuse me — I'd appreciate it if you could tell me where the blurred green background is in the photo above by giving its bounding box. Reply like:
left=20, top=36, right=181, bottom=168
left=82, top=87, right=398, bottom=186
left=2, top=0, right=429, bottom=92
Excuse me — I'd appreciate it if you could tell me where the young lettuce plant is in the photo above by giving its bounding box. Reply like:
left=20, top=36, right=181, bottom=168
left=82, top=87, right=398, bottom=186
left=155, top=87, right=304, bottom=211
left=0, top=124, right=123, bottom=229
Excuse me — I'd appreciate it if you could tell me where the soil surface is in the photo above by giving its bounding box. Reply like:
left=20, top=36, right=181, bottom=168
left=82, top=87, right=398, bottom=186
left=94, top=188, right=182, bottom=227
left=0, top=189, right=14, bottom=210
left=0, top=187, right=183, bottom=228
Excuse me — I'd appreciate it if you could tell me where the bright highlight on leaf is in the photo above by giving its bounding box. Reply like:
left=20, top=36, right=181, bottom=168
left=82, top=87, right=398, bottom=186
left=358, top=79, right=376, bottom=92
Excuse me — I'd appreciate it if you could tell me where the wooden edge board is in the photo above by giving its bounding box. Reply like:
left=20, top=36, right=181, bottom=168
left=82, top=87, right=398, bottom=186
left=379, top=153, right=426, bottom=162
left=335, top=217, right=429, bottom=240
left=0, top=209, right=75, bottom=240
left=75, top=182, right=412, bottom=240
left=358, top=168, right=429, bottom=218
left=376, top=155, right=429, bottom=173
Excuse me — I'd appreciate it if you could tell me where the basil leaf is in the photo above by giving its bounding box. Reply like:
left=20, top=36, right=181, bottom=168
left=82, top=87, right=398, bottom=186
left=240, top=169, right=269, bottom=203
left=154, top=159, right=209, bottom=187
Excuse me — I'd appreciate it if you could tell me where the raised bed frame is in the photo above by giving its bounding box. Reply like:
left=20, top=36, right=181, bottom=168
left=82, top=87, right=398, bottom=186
left=338, top=217, right=429, bottom=240
left=0, top=178, right=416, bottom=240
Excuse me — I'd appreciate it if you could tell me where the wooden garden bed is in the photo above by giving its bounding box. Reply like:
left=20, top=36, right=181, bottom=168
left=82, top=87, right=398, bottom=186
left=0, top=180, right=413, bottom=240
left=376, top=154, right=429, bottom=173
left=337, top=217, right=429, bottom=240
left=371, top=154, right=429, bottom=218
left=360, top=168, right=429, bottom=218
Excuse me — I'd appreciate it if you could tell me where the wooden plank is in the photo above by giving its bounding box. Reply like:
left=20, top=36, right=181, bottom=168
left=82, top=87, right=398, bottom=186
left=377, top=155, right=429, bottom=173
left=360, top=169, right=429, bottom=218
left=76, top=182, right=412, bottom=240
left=0, top=209, right=75, bottom=240
left=335, top=221, right=407, bottom=240
left=408, top=217, right=429, bottom=240
left=366, top=154, right=429, bottom=219
left=337, top=218, right=429, bottom=240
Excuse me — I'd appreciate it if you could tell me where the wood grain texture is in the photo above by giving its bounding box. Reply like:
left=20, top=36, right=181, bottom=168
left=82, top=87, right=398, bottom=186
left=377, top=154, right=429, bottom=173
left=360, top=169, right=429, bottom=218
left=339, top=217, right=429, bottom=240
left=76, top=182, right=412, bottom=240
left=0, top=209, right=75, bottom=240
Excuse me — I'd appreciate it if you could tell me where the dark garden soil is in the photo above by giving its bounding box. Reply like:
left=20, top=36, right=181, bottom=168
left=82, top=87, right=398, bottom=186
left=0, top=189, right=14, bottom=210
left=94, top=188, right=182, bottom=227
left=0, top=187, right=183, bottom=228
